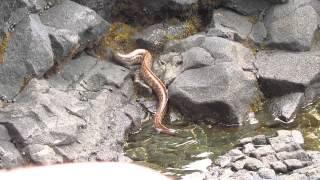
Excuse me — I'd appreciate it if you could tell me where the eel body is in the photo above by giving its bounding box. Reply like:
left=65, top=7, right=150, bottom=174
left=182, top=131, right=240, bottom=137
left=114, top=49, right=176, bottom=135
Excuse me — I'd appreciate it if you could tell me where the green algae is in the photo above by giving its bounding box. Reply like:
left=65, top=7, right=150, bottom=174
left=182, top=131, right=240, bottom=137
left=0, top=32, right=11, bottom=64
left=100, top=22, right=138, bottom=53
left=295, top=99, right=320, bottom=150
left=165, top=16, right=201, bottom=41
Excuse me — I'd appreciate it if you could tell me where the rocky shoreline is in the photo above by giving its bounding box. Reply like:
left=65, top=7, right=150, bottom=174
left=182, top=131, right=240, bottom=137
left=205, top=130, right=320, bottom=180
left=0, top=0, right=320, bottom=179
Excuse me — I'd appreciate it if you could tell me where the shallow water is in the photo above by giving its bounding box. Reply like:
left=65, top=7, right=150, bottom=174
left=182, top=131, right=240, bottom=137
left=124, top=99, right=320, bottom=178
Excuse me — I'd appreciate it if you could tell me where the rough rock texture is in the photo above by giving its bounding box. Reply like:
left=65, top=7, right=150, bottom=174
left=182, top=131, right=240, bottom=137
left=169, top=63, right=256, bottom=125
left=254, top=51, right=320, bottom=123
left=49, top=54, right=130, bottom=91
left=164, top=35, right=258, bottom=125
left=134, top=22, right=195, bottom=52
left=267, top=92, right=304, bottom=124
left=40, top=0, right=110, bottom=52
left=0, top=53, right=144, bottom=167
left=0, top=125, right=25, bottom=168
left=164, top=33, right=206, bottom=52
left=1, top=0, right=320, bottom=175
left=209, top=8, right=267, bottom=44
left=0, top=14, right=54, bottom=99
left=222, top=0, right=272, bottom=15
left=206, top=130, right=320, bottom=179
left=0, top=0, right=110, bottom=99
left=264, top=0, right=318, bottom=51
left=71, top=0, right=117, bottom=21
left=210, top=8, right=253, bottom=39
left=210, top=1, right=319, bottom=52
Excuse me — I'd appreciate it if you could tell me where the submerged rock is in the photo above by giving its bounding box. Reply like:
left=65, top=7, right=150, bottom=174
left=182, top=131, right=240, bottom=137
left=267, top=92, right=304, bottom=124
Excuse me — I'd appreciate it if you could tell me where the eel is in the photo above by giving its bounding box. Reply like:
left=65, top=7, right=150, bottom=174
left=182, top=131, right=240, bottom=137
left=114, top=49, right=176, bottom=135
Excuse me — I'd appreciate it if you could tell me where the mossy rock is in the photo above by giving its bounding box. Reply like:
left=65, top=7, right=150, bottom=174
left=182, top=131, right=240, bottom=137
left=99, top=22, right=138, bottom=53
left=165, top=16, right=201, bottom=41
left=0, top=32, right=11, bottom=64
left=250, top=93, right=265, bottom=113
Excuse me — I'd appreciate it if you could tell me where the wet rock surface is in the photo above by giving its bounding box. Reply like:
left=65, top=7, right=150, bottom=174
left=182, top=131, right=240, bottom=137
left=206, top=130, right=320, bottom=179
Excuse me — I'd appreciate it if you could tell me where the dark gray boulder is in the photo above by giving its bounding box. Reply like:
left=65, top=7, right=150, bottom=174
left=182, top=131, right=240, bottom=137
left=158, top=47, right=215, bottom=85
left=0, top=0, right=111, bottom=99
left=267, top=92, right=304, bottom=124
left=0, top=70, right=144, bottom=164
left=0, top=1, right=26, bottom=27
left=46, top=27, right=80, bottom=64
left=255, top=51, right=320, bottom=124
left=0, top=50, right=142, bottom=165
left=255, top=51, right=320, bottom=98
left=200, top=37, right=255, bottom=71
left=134, top=22, right=198, bottom=52
left=164, top=36, right=257, bottom=125
left=164, top=34, right=206, bottom=52
left=71, top=0, right=116, bottom=21
left=264, top=0, right=318, bottom=51
left=0, top=14, right=54, bottom=99
left=40, top=0, right=110, bottom=52
left=210, top=8, right=253, bottom=40
left=81, top=60, right=130, bottom=90
left=222, top=0, right=271, bottom=16
left=49, top=54, right=130, bottom=91
left=0, top=79, right=87, bottom=146
left=169, top=63, right=257, bottom=125
left=181, top=47, right=215, bottom=71
left=208, top=8, right=267, bottom=44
